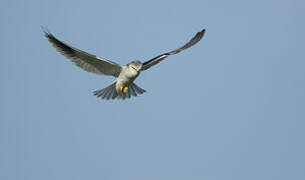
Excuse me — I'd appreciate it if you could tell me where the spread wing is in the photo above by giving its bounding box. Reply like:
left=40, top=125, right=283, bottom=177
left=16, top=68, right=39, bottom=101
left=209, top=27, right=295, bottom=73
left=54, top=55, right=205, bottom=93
left=43, top=29, right=122, bottom=77
left=141, top=29, right=205, bottom=71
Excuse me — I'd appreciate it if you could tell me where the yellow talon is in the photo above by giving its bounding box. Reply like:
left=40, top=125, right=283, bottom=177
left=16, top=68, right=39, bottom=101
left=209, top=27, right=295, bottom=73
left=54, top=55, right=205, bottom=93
left=123, top=87, right=128, bottom=94
left=120, top=86, right=128, bottom=94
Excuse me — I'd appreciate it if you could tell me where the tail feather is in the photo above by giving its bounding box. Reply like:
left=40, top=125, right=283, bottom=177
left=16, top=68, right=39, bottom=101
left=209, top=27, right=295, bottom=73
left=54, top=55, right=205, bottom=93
left=126, top=87, right=131, bottom=99
left=104, top=86, right=113, bottom=100
left=93, top=82, right=146, bottom=100
left=93, top=82, right=116, bottom=99
left=94, top=89, right=104, bottom=98
left=127, top=86, right=134, bottom=97
left=107, top=87, right=115, bottom=100
left=129, top=85, right=137, bottom=97
left=112, top=89, right=119, bottom=99
left=132, top=83, right=146, bottom=94
left=102, top=88, right=109, bottom=99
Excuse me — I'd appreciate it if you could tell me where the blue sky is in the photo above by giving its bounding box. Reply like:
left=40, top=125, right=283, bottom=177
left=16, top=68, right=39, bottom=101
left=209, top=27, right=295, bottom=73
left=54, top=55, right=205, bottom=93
left=1, top=0, right=305, bottom=179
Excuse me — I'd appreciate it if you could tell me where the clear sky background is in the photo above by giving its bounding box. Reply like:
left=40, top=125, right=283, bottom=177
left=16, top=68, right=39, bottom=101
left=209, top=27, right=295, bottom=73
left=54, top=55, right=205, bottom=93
left=1, top=0, right=305, bottom=180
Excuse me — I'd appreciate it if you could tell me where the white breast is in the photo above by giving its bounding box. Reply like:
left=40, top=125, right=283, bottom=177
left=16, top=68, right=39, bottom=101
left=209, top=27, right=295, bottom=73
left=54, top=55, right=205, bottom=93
left=116, top=66, right=139, bottom=88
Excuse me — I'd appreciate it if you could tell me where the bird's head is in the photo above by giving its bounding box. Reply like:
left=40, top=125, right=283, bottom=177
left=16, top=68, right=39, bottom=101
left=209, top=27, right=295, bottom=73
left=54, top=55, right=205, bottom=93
left=128, top=61, right=143, bottom=72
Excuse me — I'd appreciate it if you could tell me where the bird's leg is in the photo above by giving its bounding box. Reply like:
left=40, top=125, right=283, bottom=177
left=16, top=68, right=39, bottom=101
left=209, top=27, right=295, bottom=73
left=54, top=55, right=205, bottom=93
left=123, top=87, right=128, bottom=94
left=120, top=86, right=128, bottom=94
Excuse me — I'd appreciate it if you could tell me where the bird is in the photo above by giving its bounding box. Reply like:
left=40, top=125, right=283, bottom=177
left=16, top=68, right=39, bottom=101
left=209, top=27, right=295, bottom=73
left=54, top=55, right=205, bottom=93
left=43, top=28, right=206, bottom=100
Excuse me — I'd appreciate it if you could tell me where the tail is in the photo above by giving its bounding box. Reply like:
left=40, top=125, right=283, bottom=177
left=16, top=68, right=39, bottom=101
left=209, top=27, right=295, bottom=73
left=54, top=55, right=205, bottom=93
left=93, top=82, right=146, bottom=100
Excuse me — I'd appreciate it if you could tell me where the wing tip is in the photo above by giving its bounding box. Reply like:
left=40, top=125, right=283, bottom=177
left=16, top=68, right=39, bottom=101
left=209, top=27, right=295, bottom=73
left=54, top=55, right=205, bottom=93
left=41, top=26, right=51, bottom=35
left=201, top=28, right=206, bottom=35
left=198, top=28, right=206, bottom=38
left=41, top=26, right=56, bottom=40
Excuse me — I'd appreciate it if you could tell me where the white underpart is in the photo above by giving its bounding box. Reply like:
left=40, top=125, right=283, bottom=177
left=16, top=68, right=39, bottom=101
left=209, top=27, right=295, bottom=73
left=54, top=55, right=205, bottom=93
left=115, top=65, right=140, bottom=92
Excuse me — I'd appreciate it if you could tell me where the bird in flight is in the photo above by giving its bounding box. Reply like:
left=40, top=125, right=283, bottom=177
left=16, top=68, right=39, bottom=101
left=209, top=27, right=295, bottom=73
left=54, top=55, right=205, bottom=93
left=43, top=28, right=206, bottom=100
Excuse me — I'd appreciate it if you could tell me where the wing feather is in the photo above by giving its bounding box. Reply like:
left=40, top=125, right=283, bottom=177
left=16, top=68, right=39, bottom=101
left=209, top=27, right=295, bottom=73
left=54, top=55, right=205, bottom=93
left=43, top=29, right=121, bottom=77
left=141, top=29, right=206, bottom=71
